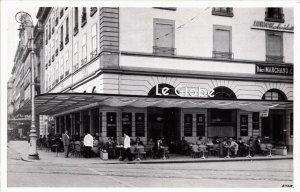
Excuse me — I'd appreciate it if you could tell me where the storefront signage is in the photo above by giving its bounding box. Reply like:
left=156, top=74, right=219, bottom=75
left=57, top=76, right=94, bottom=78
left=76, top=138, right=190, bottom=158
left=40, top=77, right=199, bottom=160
left=251, top=20, right=294, bottom=33
left=122, top=113, right=132, bottom=136
left=184, top=114, right=193, bottom=136
left=260, top=110, right=269, bottom=117
left=196, top=114, right=205, bottom=137
left=107, top=112, right=117, bottom=137
left=135, top=113, right=145, bottom=137
left=156, top=85, right=215, bottom=97
left=240, top=115, right=248, bottom=136
left=252, top=112, right=259, bottom=130
left=256, top=65, right=293, bottom=76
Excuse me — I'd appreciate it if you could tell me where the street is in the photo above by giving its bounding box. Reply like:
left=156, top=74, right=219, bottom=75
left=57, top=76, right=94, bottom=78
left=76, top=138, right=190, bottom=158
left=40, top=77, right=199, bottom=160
left=7, top=142, right=293, bottom=188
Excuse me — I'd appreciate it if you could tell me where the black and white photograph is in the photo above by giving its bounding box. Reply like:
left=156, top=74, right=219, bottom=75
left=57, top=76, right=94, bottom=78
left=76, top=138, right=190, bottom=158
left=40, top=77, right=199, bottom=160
left=1, top=1, right=299, bottom=191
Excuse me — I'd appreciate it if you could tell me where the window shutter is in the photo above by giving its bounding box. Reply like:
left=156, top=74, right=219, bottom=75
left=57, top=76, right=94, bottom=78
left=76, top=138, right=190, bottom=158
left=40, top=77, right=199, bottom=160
left=155, top=23, right=173, bottom=48
left=214, top=29, right=230, bottom=52
left=267, top=33, right=282, bottom=56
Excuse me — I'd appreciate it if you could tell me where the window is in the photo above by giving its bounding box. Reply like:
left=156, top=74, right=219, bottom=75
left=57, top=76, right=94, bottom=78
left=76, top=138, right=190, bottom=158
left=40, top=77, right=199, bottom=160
left=45, top=73, right=48, bottom=91
left=60, top=7, right=64, bottom=18
left=81, top=7, right=87, bottom=27
left=81, top=34, right=87, bottom=65
left=210, top=109, right=235, bottom=126
left=65, top=17, right=69, bottom=45
left=212, top=7, right=233, bottom=17
left=45, top=27, right=48, bottom=45
left=74, top=42, right=79, bottom=70
left=55, top=33, right=59, bottom=55
left=55, top=62, right=59, bottom=83
left=51, top=66, right=54, bottom=87
left=48, top=49, right=51, bottom=65
left=262, top=89, right=287, bottom=101
left=153, top=18, right=175, bottom=55
left=65, top=51, right=69, bottom=76
left=51, top=41, right=55, bottom=61
left=266, top=31, right=283, bottom=62
left=90, top=7, right=97, bottom=16
left=60, top=26, right=64, bottom=50
left=213, top=25, right=232, bottom=59
left=91, top=24, right=97, bottom=58
left=60, top=57, right=64, bottom=80
left=265, top=8, right=284, bottom=23
left=48, top=20, right=51, bottom=39
left=290, top=113, right=293, bottom=138
left=74, top=7, right=79, bottom=35
left=213, top=86, right=236, bottom=99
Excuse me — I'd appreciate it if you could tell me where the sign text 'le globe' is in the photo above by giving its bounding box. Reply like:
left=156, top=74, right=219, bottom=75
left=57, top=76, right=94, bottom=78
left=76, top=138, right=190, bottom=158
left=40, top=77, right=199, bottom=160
left=156, top=85, right=215, bottom=97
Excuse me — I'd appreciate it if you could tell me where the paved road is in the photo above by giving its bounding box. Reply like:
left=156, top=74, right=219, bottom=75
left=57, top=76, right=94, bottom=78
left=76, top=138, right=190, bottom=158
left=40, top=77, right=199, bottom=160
left=7, top=152, right=293, bottom=188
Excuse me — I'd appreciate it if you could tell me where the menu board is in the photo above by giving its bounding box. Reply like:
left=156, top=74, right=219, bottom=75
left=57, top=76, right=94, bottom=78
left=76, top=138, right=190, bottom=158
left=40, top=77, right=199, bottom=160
left=107, top=112, right=117, bottom=137
left=240, top=115, right=248, bottom=136
left=135, top=113, right=145, bottom=137
left=184, top=114, right=193, bottom=136
left=252, top=112, right=259, bottom=130
left=122, top=113, right=132, bottom=136
left=196, top=114, right=205, bottom=136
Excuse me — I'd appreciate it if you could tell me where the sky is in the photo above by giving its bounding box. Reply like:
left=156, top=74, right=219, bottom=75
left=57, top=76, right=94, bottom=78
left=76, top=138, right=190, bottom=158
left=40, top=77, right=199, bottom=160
left=5, top=6, right=39, bottom=76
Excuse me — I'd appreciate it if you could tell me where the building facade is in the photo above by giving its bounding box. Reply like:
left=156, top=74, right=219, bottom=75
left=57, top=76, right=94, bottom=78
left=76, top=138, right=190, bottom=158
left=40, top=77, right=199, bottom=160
left=34, top=7, right=293, bottom=150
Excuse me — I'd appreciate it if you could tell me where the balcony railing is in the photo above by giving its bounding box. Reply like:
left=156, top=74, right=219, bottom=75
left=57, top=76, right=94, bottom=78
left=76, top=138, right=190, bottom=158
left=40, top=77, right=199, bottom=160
left=153, top=46, right=176, bottom=55
left=90, top=7, right=97, bottom=17
left=266, top=55, right=284, bottom=63
left=73, top=25, right=79, bottom=36
left=265, top=10, right=285, bottom=23
left=90, top=49, right=98, bottom=59
left=81, top=57, right=87, bottom=65
left=65, top=34, right=69, bottom=45
left=60, top=41, right=64, bottom=51
left=212, top=51, right=233, bottom=59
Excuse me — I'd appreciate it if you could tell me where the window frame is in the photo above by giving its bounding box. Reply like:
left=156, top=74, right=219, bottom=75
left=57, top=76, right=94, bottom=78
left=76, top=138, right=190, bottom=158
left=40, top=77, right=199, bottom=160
left=212, top=7, right=234, bottom=17
left=265, top=30, right=284, bottom=62
left=213, top=25, right=232, bottom=59
left=265, top=8, right=285, bottom=23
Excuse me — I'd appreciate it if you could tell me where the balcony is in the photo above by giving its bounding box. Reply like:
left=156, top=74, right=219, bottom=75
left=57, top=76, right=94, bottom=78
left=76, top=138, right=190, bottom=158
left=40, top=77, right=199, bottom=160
left=212, top=7, right=234, bottom=17
left=65, top=34, right=69, bottom=45
left=212, top=51, right=233, bottom=59
left=60, top=41, right=64, bottom=51
left=52, top=55, right=55, bottom=62
left=265, top=9, right=285, bottom=23
left=90, top=49, right=98, bottom=59
left=73, top=25, right=79, bottom=36
left=153, top=46, right=176, bottom=55
left=266, top=55, right=284, bottom=63
left=60, top=9, right=64, bottom=18
left=55, top=49, right=58, bottom=56
left=81, top=57, right=87, bottom=65
left=55, top=17, right=58, bottom=26
left=90, top=7, right=97, bottom=17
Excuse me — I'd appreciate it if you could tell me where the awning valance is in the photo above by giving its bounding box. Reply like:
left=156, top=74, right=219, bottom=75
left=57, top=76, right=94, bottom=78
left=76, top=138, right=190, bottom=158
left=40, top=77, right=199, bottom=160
left=16, top=93, right=293, bottom=116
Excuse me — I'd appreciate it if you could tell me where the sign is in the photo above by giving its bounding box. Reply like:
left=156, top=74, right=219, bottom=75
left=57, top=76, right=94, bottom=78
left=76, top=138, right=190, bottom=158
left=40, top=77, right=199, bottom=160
left=122, top=113, right=132, bottom=136
left=252, top=112, right=259, bottom=130
left=256, top=65, right=293, bottom=76
left=107, top=112, right=117, bottom=137
left=156, top=84, right=215, bottom=98
left=196, top=114, right=205, bottom=136
left=184, top=114, right=193, bottom=136
left=135, top=113, right=145, bottom=137
left=240, top=115, right=248, bottom=136
left=260, top=110, right=269, bottom=117
left=251, top=20, right=294, bottom=33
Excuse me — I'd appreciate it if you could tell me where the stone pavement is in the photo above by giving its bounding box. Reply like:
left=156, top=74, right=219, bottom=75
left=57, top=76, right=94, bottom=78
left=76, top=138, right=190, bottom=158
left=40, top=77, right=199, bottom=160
left=7, top=140, right=293, bottom=165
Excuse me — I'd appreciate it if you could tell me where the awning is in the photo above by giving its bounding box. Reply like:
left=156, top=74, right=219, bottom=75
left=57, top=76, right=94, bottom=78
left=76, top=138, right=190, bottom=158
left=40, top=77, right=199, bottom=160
left=16, top=93, right=293, bottom=116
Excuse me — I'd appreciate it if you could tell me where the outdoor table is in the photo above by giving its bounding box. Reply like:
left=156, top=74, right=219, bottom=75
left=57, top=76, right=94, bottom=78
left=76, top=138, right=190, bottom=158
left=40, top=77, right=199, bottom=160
left=135, top=145, right=144, bottom=161
left=116, top=145, right=123, bottom=160
left=224, top=145, right=231, bottom=158
left=198, top=145, right=207, bottom=159
left=266, top=144, right=273, bottom=157
left=206, top=143, right=214, bottom=156
left=160, top=146, right=168, bottom=160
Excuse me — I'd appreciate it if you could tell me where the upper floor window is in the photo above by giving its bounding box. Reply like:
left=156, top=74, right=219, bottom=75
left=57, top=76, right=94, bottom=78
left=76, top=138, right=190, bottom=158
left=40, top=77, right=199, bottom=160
left=213, top=25, right=233, bottom=59
left=74, top=42, right=79, bottom=70
left=60, top=25, right=64, bottom=51
left=90, top=7, right=97, bottom=17
left=266, top=31, right=283, bottom=62
left=65, top=51, right=69, bottom=76
left=49, top=19, right=52, bottom=39
left=81, top=8, right=87, bottom=27
left=74, top=7, right=79, bottom=36
left=60, top=57, right=64, bottom=80
left=91, top=24, right=97, bottom=58
left=65, top=17, right=69, bottom=45
left=212, top=7, right=233, bottom=17
left=265, top=8, right=284, bottom=23
left=153, top=18, right=175, bottom=55
left=81, top=34, right=87, bottom=65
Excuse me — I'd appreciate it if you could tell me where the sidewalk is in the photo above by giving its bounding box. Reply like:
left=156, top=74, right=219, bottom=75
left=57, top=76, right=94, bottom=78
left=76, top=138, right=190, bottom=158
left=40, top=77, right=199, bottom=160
left=7, top=140, right=293, bottom=165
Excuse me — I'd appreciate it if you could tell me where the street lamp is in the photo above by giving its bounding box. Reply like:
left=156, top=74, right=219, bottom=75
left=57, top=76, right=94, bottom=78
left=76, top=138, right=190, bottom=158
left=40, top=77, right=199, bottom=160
left=15, top=11, right=39, bottom=160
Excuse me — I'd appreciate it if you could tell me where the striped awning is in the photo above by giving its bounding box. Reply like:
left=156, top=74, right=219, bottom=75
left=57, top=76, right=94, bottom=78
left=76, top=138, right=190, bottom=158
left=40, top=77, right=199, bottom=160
left=16, top=93, right=293, bottom=116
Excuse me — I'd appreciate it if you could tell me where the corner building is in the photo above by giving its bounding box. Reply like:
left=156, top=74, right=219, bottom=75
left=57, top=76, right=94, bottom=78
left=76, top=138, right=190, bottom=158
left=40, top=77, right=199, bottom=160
left=34, top=7, right=293, bottom=151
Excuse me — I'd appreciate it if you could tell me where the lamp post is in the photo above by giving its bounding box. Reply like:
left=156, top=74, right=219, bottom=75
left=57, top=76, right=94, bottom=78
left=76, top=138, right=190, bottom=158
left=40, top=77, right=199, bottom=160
left=15, top=11, right=39, bottom=160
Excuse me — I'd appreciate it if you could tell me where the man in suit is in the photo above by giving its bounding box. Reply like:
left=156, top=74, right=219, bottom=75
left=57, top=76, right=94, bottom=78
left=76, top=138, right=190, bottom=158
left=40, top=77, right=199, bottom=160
left=62, top=130, right=70, bottom=158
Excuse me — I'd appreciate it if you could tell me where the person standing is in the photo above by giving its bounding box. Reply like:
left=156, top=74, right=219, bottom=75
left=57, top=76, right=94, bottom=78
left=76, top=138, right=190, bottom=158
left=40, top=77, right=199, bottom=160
left=62, top=130, right=70, bottom=158
left=84, top=131, right=93, bottom=158
left=121, top=133, right=132, bottom=161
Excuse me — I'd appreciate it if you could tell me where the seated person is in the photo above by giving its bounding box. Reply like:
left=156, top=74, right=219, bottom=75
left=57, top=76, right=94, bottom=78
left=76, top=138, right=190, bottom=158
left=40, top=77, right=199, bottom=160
left=105, top=137, right=116, bottom=159
left=246, top=136, right=255, bottom=156
left=147, top=138, right=155, bottom=145
left=91, top=136, right=100, bottom=156
left=179, top=136, right=189, bottom=155
left=130, top=138, right=136, bottom=145
left=135, top=137, right=144, bottom=146
left=226, top=138, right=239, bottom=157
left=196, top=136, right=207, bottom=145
left=254, top=136, right=262, bottom=154
left=237, top=138, right=247, bottom=157
left=212, top=136, right=220, bottom=144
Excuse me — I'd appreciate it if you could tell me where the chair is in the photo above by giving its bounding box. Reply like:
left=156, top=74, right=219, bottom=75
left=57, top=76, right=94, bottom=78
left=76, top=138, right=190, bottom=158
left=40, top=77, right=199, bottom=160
left=130, top=146, right=138, bottom=159
left=137, top=146, right=147, bottom=160
left=259, top=143, right=270, bottom=156
left=144, top=145, right=153, bottom=158
left=191, top=145, right=200, bottom=158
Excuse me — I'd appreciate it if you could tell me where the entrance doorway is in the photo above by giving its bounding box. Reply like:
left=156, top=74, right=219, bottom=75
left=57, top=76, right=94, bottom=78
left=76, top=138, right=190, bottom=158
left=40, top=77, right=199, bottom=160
left=262, top=110, right=286, bottom=145
left=147, top=107, right=180, bottom=144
